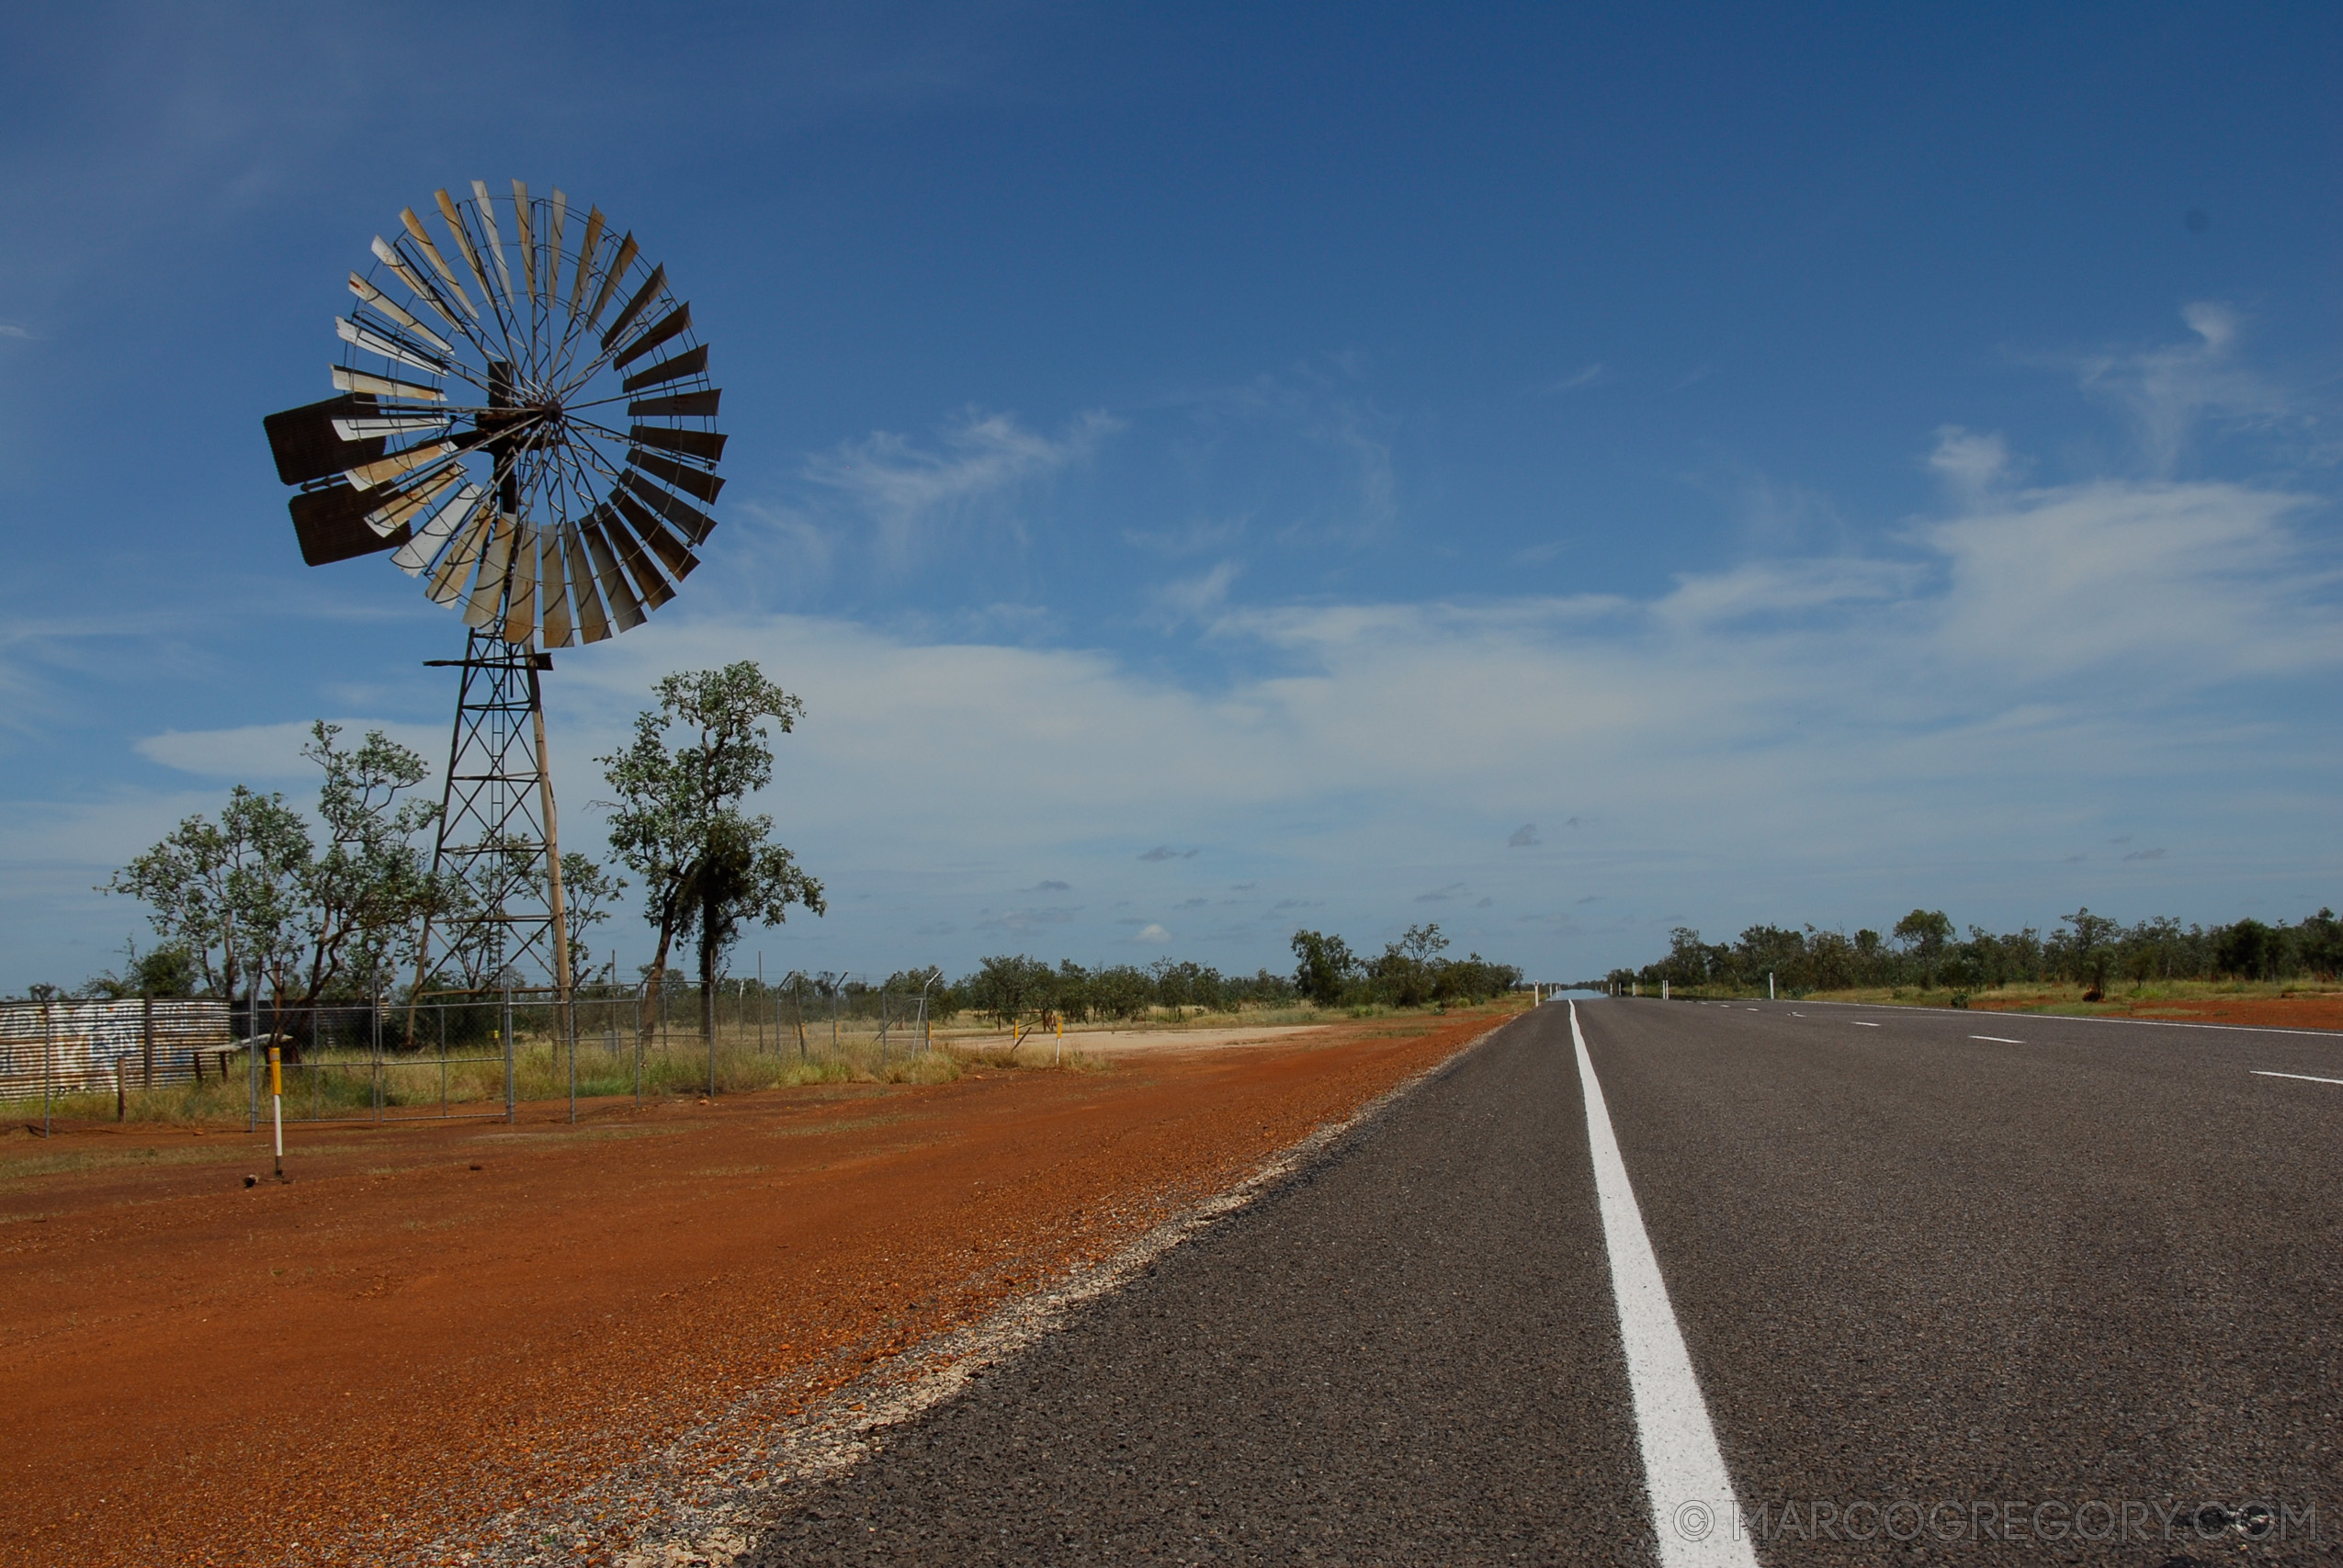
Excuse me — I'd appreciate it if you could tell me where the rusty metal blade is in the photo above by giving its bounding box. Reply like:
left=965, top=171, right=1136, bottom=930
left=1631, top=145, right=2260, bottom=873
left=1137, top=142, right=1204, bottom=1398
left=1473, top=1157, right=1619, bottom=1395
left=463, top=516, right=517, bottom=628
left=348, top=273, right=454, bottom=354
left=334, top=367, right=445, bottom=402
left=579, top=513, right=647, bottom=630
left=583, top=234, right=639, bottom=333
left=365, top=468, right=460, bottom=537
left=436, top=189, right=499, bottom=311
left=344, top=441, right=454, bottom=491
left=628, top=447, right=725, bottom=505
left=337, top=316, right=447, bottom=376
left=510, top=181, right=538, bottom=304
left=331, top=414, right=447, bottom=440
left=538, top=524, right=573, bottom=647
left=611, top=301, right=689, bottom=369
left=621, top=345, right=708, bottom=394
left=600, top=507, right=677, bottom=609
left=619, top=468, right=718, bottom=540
left=470, top=181, right=515, bottom=306
left=426, top=508, right=494, bottom=604
left=561, top=525, right=611, bottom=642
left=368, top=238, right=460, bottom=330
left=567, top=207, right=606, bottom=322
left=612, top=487, right=701, bottom=578
left=545, top=189, right=567, bottom=309
left=266, top=394, right=383, bottom=486
left=399, top=208, right=478, bottom=320
left=628, top=423, right=728, bottom=463
left=392, top=483, right=485, bottom=574
left=601, top=264, right=667, bottom=353
left=627, top=389, right=719, bottom=420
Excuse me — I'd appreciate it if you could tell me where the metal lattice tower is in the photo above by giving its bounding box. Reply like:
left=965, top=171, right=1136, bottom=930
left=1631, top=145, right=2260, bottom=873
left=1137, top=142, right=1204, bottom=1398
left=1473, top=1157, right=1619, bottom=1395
left=414, top=631, right=570, bottom=998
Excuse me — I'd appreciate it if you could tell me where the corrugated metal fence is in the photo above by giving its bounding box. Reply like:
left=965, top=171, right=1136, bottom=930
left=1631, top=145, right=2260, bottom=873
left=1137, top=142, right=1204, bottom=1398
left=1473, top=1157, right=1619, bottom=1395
left=0, top=999, right=235, bottom=1100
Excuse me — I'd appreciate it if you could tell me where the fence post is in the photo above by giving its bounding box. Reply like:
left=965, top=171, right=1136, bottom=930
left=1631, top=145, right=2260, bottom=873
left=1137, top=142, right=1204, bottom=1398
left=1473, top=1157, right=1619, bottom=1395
left=40, top=998, right=53, bottom=1138
left=503, top=978, right=515, bottom=1124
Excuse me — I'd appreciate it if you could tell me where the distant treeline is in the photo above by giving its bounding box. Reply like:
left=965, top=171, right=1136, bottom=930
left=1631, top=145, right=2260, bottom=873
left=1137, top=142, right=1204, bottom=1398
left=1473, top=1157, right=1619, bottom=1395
left=630, top=922, right=1521, bottom=1026
left=1603, top=907, right=2343, bottom=997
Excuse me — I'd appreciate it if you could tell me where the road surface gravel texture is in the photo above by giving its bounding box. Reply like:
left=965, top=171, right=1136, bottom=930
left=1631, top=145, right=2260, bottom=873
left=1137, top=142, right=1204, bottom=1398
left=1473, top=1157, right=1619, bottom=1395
left=747, top=999, right=2340, bottom=1565
left=0, top=1012, right=1499, bottom=1567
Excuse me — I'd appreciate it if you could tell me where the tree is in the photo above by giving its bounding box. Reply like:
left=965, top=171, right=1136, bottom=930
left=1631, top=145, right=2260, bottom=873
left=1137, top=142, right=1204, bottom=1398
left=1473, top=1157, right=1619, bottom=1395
left=967, top=954, right=1054, bottom=1050
left=1891, top=908, right=1954, bottom=988
left=549, top=852, right=626, bottom=988
left=1290, top=929, right=1357, bottom=1006
left=2059, top=907, right=2119, bottom=992
left=599, top=663, right=825, bottom=1044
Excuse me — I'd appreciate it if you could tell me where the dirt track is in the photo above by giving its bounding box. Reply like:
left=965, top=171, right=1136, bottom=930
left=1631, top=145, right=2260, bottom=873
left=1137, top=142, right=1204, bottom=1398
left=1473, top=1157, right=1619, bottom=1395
left=0, top=1010, right=1502, bottom=1567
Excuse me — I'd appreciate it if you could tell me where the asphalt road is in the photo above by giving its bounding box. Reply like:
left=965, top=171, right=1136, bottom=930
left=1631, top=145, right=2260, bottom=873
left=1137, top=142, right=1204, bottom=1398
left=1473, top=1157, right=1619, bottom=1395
left=744, top=1000, right=2343, bottom=1564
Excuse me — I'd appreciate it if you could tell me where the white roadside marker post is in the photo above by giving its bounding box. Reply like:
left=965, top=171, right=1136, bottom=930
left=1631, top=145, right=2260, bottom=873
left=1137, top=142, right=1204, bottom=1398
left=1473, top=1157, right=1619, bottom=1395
left=269, top=1046, right=289, bottom=1182
left=1768, top=972, right=1774, bottom=1000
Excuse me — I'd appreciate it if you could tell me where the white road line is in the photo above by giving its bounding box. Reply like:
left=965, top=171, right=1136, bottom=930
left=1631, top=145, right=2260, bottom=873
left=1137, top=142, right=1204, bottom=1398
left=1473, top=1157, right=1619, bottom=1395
left=1568, top=1002, right=1755, bottom=1567
left=2253, top=1070, right=2343, bottom=1087
left=1970, top=1035, right=2025, bottom=1044
left=1851, top=1021, right=1880, bottom=1028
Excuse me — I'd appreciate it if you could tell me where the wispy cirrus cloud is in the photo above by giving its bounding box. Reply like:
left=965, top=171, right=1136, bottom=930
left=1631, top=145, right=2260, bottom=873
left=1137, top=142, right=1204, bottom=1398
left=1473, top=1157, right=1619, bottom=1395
left=2073, top=302, right=2303, bottom=475
left=804, top=408, right=1118, bottom=568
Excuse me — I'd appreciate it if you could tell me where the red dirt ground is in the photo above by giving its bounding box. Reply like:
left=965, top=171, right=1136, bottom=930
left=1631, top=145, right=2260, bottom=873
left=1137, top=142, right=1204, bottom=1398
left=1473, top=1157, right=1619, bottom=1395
left=0, top=1010, right=1504, bottom=1568
left=1967, top=992, right=2343, bottom=1030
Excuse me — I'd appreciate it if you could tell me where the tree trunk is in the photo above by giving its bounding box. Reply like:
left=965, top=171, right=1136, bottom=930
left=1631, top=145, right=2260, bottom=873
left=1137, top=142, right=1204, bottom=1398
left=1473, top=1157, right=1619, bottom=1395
left=640, top=919, right=676, bottom=1044
left=699, top=886, right=719, bottom=1045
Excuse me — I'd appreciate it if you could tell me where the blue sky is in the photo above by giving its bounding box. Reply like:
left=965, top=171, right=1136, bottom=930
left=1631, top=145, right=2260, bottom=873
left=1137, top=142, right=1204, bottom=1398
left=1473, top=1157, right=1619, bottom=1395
left=4, top=3, right=2339, bottom=991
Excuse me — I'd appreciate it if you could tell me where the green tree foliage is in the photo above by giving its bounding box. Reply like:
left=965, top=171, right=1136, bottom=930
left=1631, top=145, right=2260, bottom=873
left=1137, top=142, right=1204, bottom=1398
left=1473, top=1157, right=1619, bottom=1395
left=1617, top=901, right=2343, bottom=996
left=104, top=724, right=441, bottom=1006
left=598, top=663, right=825, bottom=1043
left=1290, top=930, right=1358, bottom=1006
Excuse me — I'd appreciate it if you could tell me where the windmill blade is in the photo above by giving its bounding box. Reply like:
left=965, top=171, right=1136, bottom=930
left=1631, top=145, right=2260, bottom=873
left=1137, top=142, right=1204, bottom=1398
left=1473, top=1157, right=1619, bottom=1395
left=290, top=482, right=410, bottom=565
left=510, top=181, right=538, bottom=304
left=335, top=367, right=446, bottom=403
left=265, top=393, right=385, bottom=486
left=538, top=523, right=574, bottom=647
left=436, top=189, right=501, bottom=312
left=462, top=516, right=518, bottom=628
left=399, top=209, right=479, bottom=320
left=599, top=506, right=677, bottom=609
left=347, top=274, right=454, bottom=354
left=337, top=316, right=447, bottom=376
left=600, top=265, right=667, bottom=353
left=392, top=483, right=485, bottom=574
left=579, top=513, right=647, bottom=630
left=500, top=519, right=539, bottom=643
left=469, top=181, right=516, bottom=306
left=344, top=440, right=455, bottom=491
left=612, top=488, right=701, bottom=578
left=365, top=467, right=460, bottom=536
left=619, top=469, right=718, bottom=541
left=629, top=423, right=728, bottom=463
left=332, top=414, right=449, bottom=440
left=628, top=447, right=726, bottom=505
left=566, top=207, right=606, bottom=322
left=627, top=388, right=719, bottom=420
left=426, top=508, right=495, bottom=604
left=562, top=525, right=612, bottom=642
left=583, top=233, right=640, bottom=333
left=611, top=301, right=689, bottom=369
left=368, top=239, right=460, bottom=331
left=621, top=344, right=708, bottom=394
left=545, top=189, right=568, bottom=309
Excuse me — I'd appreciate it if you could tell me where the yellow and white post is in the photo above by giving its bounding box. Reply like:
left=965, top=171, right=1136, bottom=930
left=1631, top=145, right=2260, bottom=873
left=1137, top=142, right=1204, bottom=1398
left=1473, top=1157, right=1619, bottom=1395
left=268, top=1046, right=287, bottom=1182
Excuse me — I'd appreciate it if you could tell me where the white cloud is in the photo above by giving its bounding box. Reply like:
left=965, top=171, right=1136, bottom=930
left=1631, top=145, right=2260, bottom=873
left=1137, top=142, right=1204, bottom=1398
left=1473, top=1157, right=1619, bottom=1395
left=135, top=718, right=445, bottom=780
left=804, top=408, right=1118, bottom=568
left=1927, top=426, right=2013, bottom=502
left=1134, top=923, right=1172, bottom=944
left=1147, top=559, right=1241, bottom=626
left=2075, top=302, right=2298, bottom=474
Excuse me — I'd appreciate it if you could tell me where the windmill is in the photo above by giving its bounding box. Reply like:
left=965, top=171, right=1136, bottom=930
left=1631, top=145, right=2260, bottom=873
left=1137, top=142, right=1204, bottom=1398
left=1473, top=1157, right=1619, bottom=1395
left=263, top=181, right=723, bottom=1008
